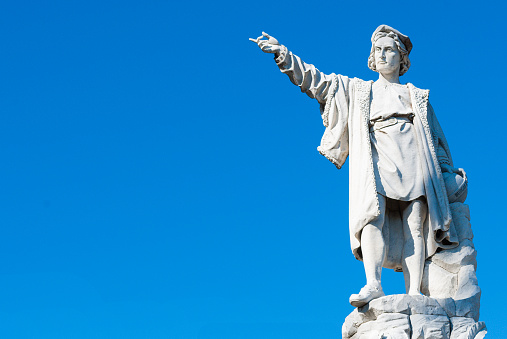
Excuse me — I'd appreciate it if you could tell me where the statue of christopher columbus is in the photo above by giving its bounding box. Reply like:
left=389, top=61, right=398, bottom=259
left=250, top=25, right=467, bottom=308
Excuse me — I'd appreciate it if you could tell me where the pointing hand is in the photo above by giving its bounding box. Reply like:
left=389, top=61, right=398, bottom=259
left=249, top=32, right=282, bottom=54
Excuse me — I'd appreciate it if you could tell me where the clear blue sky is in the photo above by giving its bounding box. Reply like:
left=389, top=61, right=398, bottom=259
left=0, top=0, right=505, bottom=338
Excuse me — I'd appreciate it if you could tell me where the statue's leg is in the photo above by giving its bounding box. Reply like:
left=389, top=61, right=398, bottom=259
left=349, top=194, right=386, bottom=307
left=401, top=198, right=427, bottom=295
left=361, top=195, right=386, bottom=286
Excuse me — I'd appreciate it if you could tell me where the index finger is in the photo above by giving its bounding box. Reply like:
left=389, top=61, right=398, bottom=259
left=254, top=34, right=265, bottom=41
left=262, top=32, right=272, bottom=38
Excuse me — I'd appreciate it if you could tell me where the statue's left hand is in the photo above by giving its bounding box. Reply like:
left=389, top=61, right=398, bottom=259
left=441, top=163, right=462, bottom=174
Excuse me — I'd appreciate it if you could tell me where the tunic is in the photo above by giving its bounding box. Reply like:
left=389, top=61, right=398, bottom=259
left=369, top=82, right=425, bottom=201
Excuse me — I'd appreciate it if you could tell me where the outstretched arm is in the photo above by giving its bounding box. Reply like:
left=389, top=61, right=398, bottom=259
left=250, top=32, right=334, bottom=105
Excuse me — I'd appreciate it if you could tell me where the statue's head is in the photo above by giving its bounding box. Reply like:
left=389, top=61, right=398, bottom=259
left=368, top=25, right=412, bottom=76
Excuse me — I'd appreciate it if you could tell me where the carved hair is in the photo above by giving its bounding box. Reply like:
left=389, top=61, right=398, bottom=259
left=368, top=31, right=411, bottom=76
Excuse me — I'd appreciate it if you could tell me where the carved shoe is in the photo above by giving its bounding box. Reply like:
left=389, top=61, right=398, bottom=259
left=349, top=284, right=385, bottom=307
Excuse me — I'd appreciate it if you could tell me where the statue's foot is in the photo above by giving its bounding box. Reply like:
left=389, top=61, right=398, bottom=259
left=349, top=283, right=385, bottom=307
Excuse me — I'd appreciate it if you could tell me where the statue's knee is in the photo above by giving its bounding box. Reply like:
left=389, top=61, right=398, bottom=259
left=404, top=223, right=423, bottom=241
left=403, top=218, right=424, bottom=240
left=362, top=223, right=384, bottom=244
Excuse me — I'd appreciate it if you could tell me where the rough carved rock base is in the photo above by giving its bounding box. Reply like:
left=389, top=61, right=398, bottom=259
left=342, top=294, right=487, bottom=339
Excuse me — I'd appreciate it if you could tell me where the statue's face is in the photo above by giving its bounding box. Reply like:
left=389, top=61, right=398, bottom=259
left=374, top=36, right=400, bottom=75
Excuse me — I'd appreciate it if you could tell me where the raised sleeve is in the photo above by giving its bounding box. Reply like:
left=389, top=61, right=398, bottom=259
left=275, top=46, right=334, bottom=105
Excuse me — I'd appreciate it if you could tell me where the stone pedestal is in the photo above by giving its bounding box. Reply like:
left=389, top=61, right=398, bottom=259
left=342, top=294, right=487, bottom=338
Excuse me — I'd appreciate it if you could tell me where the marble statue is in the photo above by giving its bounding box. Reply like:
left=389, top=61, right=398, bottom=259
left=251, top=25, right=486, bottom=338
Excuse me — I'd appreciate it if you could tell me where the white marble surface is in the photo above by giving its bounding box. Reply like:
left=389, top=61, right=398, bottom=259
left=422, top=203, right=481, bottom=321
left=250, top=27, right=471, bottom=303
left=343, top=203, right=485, bottom=337
left=342, top=294, right=487, bottom=338
left=250, top=26, right=484, bottom=337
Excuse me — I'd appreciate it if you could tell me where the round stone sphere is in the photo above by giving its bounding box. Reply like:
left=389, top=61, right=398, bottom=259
left=443, top=169, right=468, bottom=203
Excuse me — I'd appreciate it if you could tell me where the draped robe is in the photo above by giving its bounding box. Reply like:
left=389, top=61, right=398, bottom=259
left=275, top=47, right=459, bottom=270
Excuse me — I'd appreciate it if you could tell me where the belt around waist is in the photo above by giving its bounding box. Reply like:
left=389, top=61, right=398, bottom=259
left=369, top=114, right=414, bottom=133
